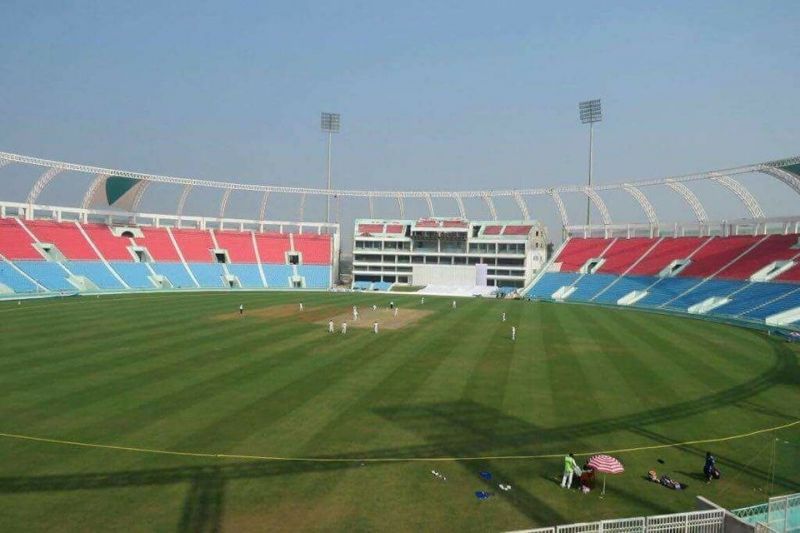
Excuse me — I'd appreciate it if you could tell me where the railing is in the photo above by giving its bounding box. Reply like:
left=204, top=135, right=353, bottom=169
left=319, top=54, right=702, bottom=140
left=510, top=509, right=725, bottom=533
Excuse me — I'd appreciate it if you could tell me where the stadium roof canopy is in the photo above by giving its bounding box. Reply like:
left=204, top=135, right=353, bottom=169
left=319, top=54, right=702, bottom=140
left=1, top=150, right=800, bottom=228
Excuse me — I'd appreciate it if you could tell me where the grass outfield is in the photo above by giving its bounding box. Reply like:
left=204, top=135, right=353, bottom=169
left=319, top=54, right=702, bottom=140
left=0, top=292, right=798, bottom=532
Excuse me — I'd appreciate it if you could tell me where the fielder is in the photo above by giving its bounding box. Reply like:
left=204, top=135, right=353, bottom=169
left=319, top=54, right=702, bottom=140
left=393, top=307, right=398, bottom=318
left=421, top=297, right=425, bottom=305
left=452, top=300, right=457, bottom=309
left=328, top=320, right=334, bottom=333
left=511, top=326, right=516, bottom=341
left=373, top=321, right=379, bottom=334
left=239, top=304, right=244, bottom=316
left=502, top=312, right=506, bottom=322
left=299, top=302, right=304, bottom=311
left=372, top=304, right=377, bottom=311
left=341, top=322, right=347, bottom=334
left=352, top=305, right=358, bottom=320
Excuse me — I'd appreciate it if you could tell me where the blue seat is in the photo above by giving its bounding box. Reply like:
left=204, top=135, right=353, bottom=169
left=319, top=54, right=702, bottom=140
left=593, top=276, right=655, bottom=304
left=298, top=265, right=330, bottom=289
left=663, top=279, right=744, bottom=310
left=568, top=273, right=617, bottom=301
left=635, top=278, right=702, bottom=307
left=188, top=263, right=226, bottom=288
left=228, top=264, right=264, bottom=288
left=743, top=289, right=800, bottom=320
left=263, top=265, right=293, bottom=288
left=14, top=261, right=74, bottom=291
left=526, top=272, right=580, bottom=299
left=65, top=261, right=125, bottom=289
left=110, top=262, right=154, bottom=289
left=150, top=262, right=196, bottom=288
left=712, top=282, right=799, bottom=317
left=352, top=281, right=372, bottom=290
left=372, top=281, right=392, bottom=291
left=0, top=261, right=38, bottom=293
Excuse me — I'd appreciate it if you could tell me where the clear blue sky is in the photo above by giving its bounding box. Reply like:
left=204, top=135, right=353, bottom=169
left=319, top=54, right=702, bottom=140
left=1, top=1, right=799, bottom=233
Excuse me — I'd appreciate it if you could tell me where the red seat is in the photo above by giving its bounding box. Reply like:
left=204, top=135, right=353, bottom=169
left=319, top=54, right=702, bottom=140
left=678, top=236, right=762, bottom=278
left=627, top=237, right=708, bottom=276
left=25, top=220, right=97, bottom=259
left=215, top=230, right=257, bottom=263
left=502, top=225, right=532, bottom=236
left=777, top=263, right=800, bottom=283
left=0, top=218, right=42, bottom=259
left=135, top=228, right=181, bottom=261
left=597, top=238, right=656, bottom=274
left=717, top=234, right=800, bottom=280
left=483, top=226, right=502, bottom=235
left=294, top=234, right=331, bottom=265
left=385, top=224, right=404, bottom=234
left=171, top=228, right=215, bottom=262
left=82, top=224, right=134, bottom=260
left=557, top=238, right=611, bottom=272
left=358, top=223, right=384, bottom=235
left=255, top=233, right=290, bottom=264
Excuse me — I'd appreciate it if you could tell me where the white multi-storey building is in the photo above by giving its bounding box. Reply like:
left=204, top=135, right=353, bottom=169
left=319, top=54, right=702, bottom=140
left=352, top=218, right=548, bottom=291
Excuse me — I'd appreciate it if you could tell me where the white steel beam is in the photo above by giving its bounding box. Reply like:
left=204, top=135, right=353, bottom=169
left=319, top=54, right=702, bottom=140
left=368, top=195, right=375, bottom=218
left=481, top=193, right=498, bottom=221
left=583, top=187, right=612, bottom=225
left=622, top=184, right=659, bottom=226
left=298, top=193, right=306, bottom=222
left=396, top=194, right=405, bottom=218
left=549, top=189, right=569, bottom=227
left=26, top=167, right=62, bottom=204
left=761, top=167, right=800, bottom=197
left=665, top=180, right=708, bottom=222
left=81, top=174, right=109, bottom=209
left=423, top=193, right=435, bottom=217
left=131, top=181, right=151, bottom=211
left=513, top=192, right=530, bottom=220
left=218, top=188, right=233, bottom=219
left=176, top=184, right=193, bottom=217
left=708, top=173, right=765, bottom=219
left=453, top=193, right=467, bottom=219
left=259, top=191, right=271, bottom=221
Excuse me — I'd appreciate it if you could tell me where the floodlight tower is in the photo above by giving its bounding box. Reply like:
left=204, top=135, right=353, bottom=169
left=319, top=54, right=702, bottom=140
left=579, top=99, right=602, bottom=226
left=321, top=112, right=341, bottom=225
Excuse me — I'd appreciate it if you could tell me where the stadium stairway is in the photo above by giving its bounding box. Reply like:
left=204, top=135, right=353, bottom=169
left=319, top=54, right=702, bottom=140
left=111, top=262, right=156, bottom=289
left=14, top=261, right=75, bottom=291
left=263, top=265, right=293, bottom=288
left=227, top=264, right=265, bottom=288
left=297, top=265, right=330, bottom=289
left=150, top=262, right=197, bottom=289
left=64, top=261, right=125, bottom=290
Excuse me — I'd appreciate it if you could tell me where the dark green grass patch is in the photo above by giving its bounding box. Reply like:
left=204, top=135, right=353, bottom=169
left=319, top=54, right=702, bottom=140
left=0, top=293, right=797, bottom=532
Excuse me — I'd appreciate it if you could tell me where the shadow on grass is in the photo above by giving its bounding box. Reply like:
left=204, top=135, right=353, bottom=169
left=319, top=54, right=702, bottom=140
left=0, top=330, right=795, bottom=529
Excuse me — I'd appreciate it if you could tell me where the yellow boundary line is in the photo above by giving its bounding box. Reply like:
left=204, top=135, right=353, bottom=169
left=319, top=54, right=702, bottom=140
left=1, top=419, right=797, bottom=463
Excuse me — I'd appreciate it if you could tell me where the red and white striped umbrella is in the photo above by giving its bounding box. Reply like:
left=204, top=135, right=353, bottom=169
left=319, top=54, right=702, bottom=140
left=587, top=454, right=624, bottom=474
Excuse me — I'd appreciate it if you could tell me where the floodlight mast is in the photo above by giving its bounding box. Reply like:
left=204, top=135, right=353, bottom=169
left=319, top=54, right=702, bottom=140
left=579, top=99, right=602, bottom=227
left=321, top=112, right=341, bottom=226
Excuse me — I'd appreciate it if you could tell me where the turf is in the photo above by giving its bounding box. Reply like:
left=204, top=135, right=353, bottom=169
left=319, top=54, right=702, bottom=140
left=0, top=292, right=798, bottom=532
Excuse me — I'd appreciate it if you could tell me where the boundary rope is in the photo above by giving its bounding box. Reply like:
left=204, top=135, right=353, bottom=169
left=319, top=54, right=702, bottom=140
left=1, top=419, right=797, bottom=463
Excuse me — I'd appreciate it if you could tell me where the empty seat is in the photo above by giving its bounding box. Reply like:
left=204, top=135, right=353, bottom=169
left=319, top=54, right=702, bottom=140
left=712, top=282, right=799, bottom=316
left=294, top=234, right=331, bottom=265
left=569, top=273, right=618, bottom=301
left=255, top=233, right=291, bottom=264
left=678, top=236, right=762, bottom=278
left=593, top=276, right=654, bottom=304
left=635, top=278, right=702, bottom=307
left=597, top=238, right=656, bottom=274
left=14, top=261, right=74, bottom=291
left=188, top=263, right=225, bottom=287
left=743, top=290, right=800, bottom=320
left=663, top=279, right=744, bottom=310
left=214, top=230, right=258, bottom=263
left=111, top=262, right=154, bottom=289
left=0, top=261, right=38, bottom=293
left=150, top=262, right=196, bottom=288
left=136, top=228, right=181, bottom=261
left=25, top=220, right=97, bottom=260
left=298, top=265, right=330, bottom=288
left=82, top=224, right=134, bottom=260
left=171, top=229, right=215, bottom=262
left=227, top=264, right=264, bottom=288
left=527, top=272, right=580, bottom=299
left=263, top=265, right=293, bottom=287
left=627, top=237, right=708, bottom=276
left=557, top=238, right=612, bottom=272
left=0, top=218, right=42, bottom=259
left=64, top=261, right=124, bottom=289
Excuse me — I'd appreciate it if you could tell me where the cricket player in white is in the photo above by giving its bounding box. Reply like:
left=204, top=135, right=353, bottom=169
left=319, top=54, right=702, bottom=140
left=352, top=305, right=358, bottom=320
left=502, top=312, right=506, bottom=322
left=299, top=302, right=304, bottom=311
left=239, top=304, right=244, bottom=316
left=452, top=300, right=457, bottom=309
left=341, top=322, right=347, bottom=334
left=373, top=322, right=379, bottom=334
left=511, top=326, right=516, bottom=341
left=421, top=297, right=425, bottom=304
left=372, top=304, right=377, bottom=311
left=393, top=307, right=398, bottom=318
left=328, top=320, right=334, bottom=333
